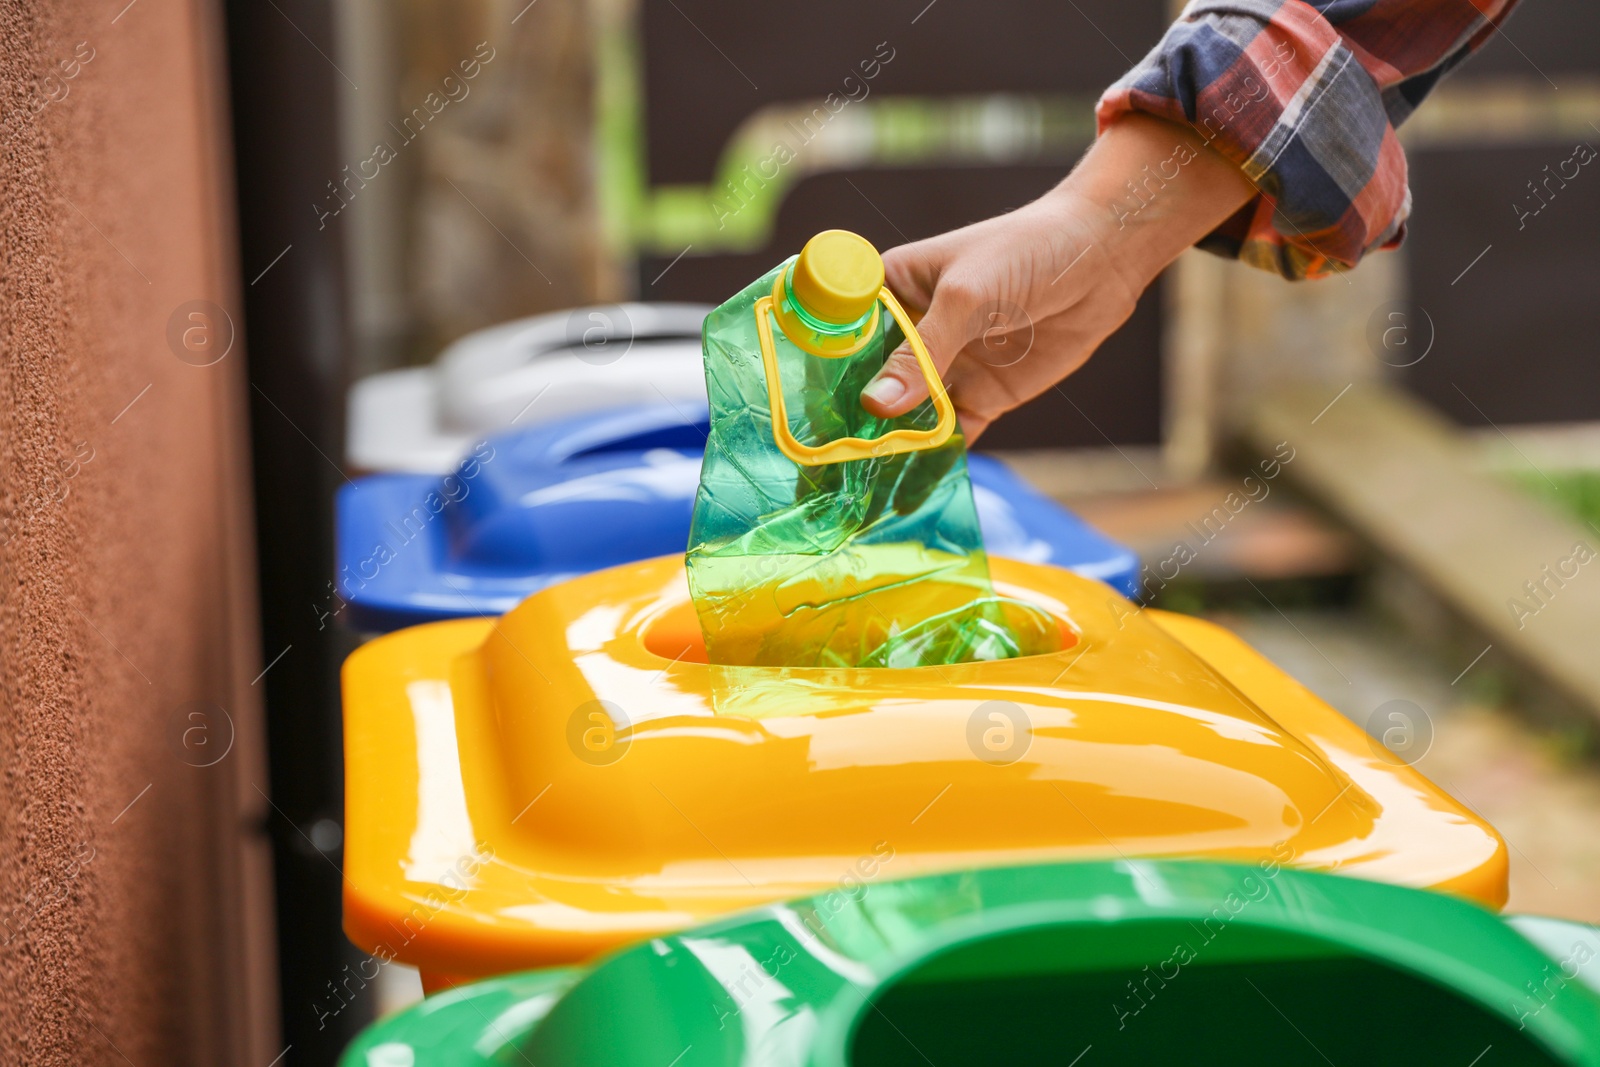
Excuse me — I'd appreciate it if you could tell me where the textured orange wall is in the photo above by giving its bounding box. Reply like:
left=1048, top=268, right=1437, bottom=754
left=0, top=0, right=277, bottom=1063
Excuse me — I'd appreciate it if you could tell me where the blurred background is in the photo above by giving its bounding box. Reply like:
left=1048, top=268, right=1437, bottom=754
left=1, top=0, right=1596, bottom=1063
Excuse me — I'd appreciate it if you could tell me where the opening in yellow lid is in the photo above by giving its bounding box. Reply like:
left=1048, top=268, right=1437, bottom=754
left=790, top=230, right=884, bottom=325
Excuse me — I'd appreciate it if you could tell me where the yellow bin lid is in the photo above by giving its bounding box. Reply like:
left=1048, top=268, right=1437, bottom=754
left=341, top=556, right=1506, bottom=982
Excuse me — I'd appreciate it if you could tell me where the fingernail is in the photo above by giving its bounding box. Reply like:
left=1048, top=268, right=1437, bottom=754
left=863, top=377, right=905, bottom=408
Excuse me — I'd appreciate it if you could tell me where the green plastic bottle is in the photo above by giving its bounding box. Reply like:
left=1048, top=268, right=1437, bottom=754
left=686, top=229, right=1044, bottom=668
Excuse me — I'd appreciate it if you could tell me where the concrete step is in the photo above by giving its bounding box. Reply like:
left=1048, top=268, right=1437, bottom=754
left=1240, top=381, right=1600, bottom=728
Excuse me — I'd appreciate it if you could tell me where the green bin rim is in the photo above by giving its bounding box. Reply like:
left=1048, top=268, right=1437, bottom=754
left=341, top=858, right=1600, bottom=1067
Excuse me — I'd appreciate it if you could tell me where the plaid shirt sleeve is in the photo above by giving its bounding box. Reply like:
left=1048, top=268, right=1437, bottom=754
left=1096, top=0, right=1521, bottom=280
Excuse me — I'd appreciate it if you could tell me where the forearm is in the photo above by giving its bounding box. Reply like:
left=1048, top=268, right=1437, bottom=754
left=1041, top=112, right=1255, bottom=298
left=1095, top=0, right=1521, bottom=279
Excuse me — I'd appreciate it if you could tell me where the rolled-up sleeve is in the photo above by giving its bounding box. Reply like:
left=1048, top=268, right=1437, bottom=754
left=1096, top=0, right=1521, bottom=280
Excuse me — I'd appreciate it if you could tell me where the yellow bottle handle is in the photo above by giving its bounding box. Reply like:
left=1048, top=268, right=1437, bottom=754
left=754, top=286, right=956, bottom=466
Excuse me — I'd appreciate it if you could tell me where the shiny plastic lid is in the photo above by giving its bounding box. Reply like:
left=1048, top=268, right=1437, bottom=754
left=339, top=862, right=1599, bottom=1067
left=344, top=304, right=710, bottom=474
left=334, top=403, right=1140, bottom=632
left=341, top=556, right=1506, bottom=979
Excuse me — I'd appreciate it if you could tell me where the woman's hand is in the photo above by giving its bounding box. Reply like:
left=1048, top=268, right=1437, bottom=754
left=861, top=113, right=1254, bottom=441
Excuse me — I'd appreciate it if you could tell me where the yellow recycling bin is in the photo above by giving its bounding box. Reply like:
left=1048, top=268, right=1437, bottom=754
left=341, top=555, right=1506, bottom=992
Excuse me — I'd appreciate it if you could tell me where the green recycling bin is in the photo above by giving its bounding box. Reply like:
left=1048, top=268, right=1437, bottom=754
left=339, top=859, right=1600, bottom=1066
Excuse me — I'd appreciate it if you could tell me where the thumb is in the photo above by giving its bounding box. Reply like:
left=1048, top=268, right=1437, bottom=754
left=860, top=282, right=974, bottom=418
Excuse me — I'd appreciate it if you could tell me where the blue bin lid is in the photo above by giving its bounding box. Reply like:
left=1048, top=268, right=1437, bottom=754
left=335, top=403, right=1140, bottom=632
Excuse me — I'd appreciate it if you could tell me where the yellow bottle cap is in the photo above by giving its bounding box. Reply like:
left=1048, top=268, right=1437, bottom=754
left=790, top=230, right=884, bottom=325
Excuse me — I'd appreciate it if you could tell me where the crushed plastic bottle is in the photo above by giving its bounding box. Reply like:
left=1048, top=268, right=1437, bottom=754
left=686, top=230, right=1046, bottom=668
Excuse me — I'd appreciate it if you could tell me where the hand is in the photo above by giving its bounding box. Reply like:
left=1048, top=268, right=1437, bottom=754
left=861, top=113, right=1254, bottom=441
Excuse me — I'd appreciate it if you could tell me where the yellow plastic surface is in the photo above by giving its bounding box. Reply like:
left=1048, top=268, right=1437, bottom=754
left=791, top=228, right=882, bottom=324
left=342, top=556, right=1507, bottom=982
left=758, top=284, right=955, bottom=465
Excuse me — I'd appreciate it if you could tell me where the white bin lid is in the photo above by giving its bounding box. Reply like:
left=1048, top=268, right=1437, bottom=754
left=346, top=303, right=710, bottom=474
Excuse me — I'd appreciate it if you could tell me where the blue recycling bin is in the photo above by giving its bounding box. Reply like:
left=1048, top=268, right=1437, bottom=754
left=335, top=403, right=1139, bottom=633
